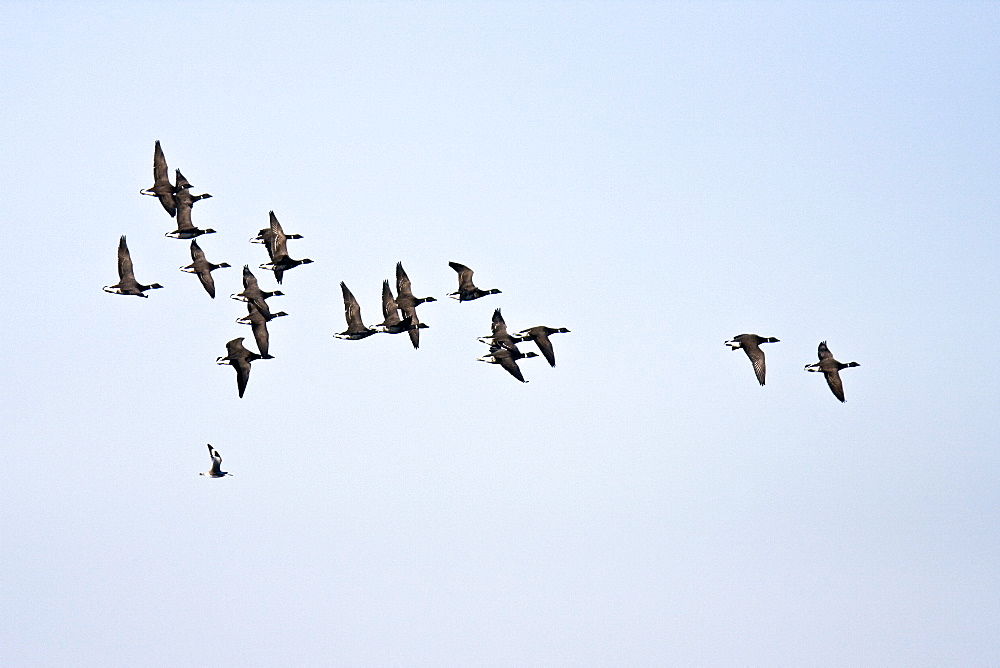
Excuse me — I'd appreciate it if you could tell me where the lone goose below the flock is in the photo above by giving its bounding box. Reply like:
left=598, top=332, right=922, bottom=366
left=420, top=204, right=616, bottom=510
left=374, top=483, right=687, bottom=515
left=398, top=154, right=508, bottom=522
left=103, top=236, right=163, bottom=297
left=805, top=340, right=860, bottom=402
left=200, top=444, right=231, bottom=478
left=447, top=262, right=501, bottom=301
left=725, top=333, right=779, bottom=386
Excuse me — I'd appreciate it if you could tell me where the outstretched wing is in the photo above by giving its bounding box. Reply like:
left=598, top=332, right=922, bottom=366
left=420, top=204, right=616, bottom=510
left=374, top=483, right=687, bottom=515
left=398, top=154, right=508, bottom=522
left=117, top=236, right=135, bottom=281
left=396, top=262, right=413, bottom=296
left=743, top=344, right=766, bottom=386
left=818, top=341, right=833, bottom=361
left=533, top=331, right=557, bottom=367
left=382, top=280, right=401, bottom=323
left=190, top=239, right=206, bottom=262
left=449, top=261, right=475, bottom=290
left=268, top=211, right=288, bottom=259
left=824, top=369, right=846, bottom=402
left=341, top=282, right=365, bottom=330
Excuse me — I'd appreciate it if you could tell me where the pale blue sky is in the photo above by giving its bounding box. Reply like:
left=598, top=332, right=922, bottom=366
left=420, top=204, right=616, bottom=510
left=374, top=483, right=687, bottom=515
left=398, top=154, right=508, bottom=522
left=3, top=2, right=999, bottom=665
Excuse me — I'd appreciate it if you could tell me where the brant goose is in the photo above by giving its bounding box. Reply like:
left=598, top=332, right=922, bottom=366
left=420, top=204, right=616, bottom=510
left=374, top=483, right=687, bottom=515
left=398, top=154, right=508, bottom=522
left=447, top=262, right=501, bottom=301
left=516, top=326, right=570, bottom=367
left=805, top=341, right=860, bottom=402
left=216, top=337, right=272, bottom=398
left=258, top=211, right=312, bottom=284
left=725, top=334, right=779, bottom=386
left=477, top=308, right=521, bottom=353
left=334, top=282, right=377, bottom=340
left=395, top=262, right=436, bottom=348
left=139, top=140, right=176, bottom=217
left=236, top=300, right=287, bottom=357
left=231, top=265, right=284, bottom=310
left=478, top=346, right=538, bottom=383
left=373, top=280, right=424, bottom=334
left=103, top=236, right=163, bottom=297
left=180, top=239, right=230, bottom=298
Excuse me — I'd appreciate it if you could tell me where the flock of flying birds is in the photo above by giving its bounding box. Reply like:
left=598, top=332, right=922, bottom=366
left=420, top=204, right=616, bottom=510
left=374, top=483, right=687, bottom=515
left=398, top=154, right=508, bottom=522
left=104, top=141, right=578, bottom=476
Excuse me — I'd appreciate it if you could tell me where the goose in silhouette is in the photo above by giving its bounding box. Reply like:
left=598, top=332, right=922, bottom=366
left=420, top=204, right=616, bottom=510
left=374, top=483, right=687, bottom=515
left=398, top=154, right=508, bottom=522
left=251, top=210, right=303, bottom=247
left=334, top=282, right=377, bottom=340
left=103, top=236, right=163, bottom=297
left=173, top=169, right=212, bottom=203
left=166, top=176, right=216, bottom=239
left=395, top=262, right=436, bottom=348
left=139, top=140, right=176, bottom=217
left=478, top=346, right=538, bottom=383
left=180, top=239, right=230, bottom=298
left=236, top=300, right=287, bottom=356
left=373, top=280, right=425, bottom=334
left=477, top=308, right=522, bottom=353
left=258, top=211, right=312, bottom=284
left=200, top=444, right=231, bottom=478
left=231, top=265, right=284, bottom=310
left=447, top=262, right=501, bottom=301
left=725, top=334, right=779, bottom=386
left=516, top=326, right=571, bottom=367
left=805, top=341, right=860, bottom=402
left=216, top=337, right=272, bottom=398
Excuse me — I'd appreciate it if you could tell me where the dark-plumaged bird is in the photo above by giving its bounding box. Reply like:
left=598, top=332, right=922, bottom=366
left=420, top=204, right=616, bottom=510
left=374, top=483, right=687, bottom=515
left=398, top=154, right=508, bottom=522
left=139, top=140, right=177, bottom=217
left=216, top=337, right=272, bottom=398
left=200, top=444, right=231, bottom=478
left=103, top=236, right=163, bottom=297
left=258, top=211, right=313, bottom=284
left=725, top=333, right=779, bottom=386
left=447, top=262, right=501, bottom=301
left=477, top=308, right=522, bottom=353
left=166, top=172, right=215, bottom=239
left=478, top=346, right=538, bottom=383
left=395, top=262, right=436, bottom=348
left=516, top=326, right=571, bottom=367
left=231, top=265, right=284, bottom=311
left=373, top=280, right=424, bottom=334
left=236, top=300, right=287, bottom=357
left=180, top=239, right=230, bottom=298
left=804, top=340, right=860, bottom=402
left=334, top=282, right=377, bottom=340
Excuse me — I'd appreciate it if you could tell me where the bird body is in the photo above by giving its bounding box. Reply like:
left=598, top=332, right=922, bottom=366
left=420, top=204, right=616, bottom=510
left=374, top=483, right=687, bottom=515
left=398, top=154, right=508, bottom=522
left=180, top=239, right=230, bottom=298
left=200, top=444, right=231, bottom=477
left=258, top=212, right=312, bottom=283
left=804, top=341, right=860, bottom=402
left=103, top=236, right=163, bottom=297
left=139, top=140, right=177, bottom=217
left=478, top=346, right=538, bottom=383
left=725, top=333, right=779, bottom=386
left=477, top=308, right=522, bottom=353
left=516, top=326, right=570, bottom=367
left=373, top=280, right=424, bottom=334
left=216, top=337, right=272, bottom=398
left=231, top=265, right=284, bottom=310
left=334, top=282, right=377, bottom=340
left=395, top=262, right=436, bottom=348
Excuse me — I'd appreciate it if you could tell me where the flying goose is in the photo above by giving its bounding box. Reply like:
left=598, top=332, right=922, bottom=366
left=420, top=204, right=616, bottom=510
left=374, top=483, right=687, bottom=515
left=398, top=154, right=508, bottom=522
left=139, top=140, right=176, bottom=217
left=231, top=265, right=284, bottom=310
left=395, top=262, right=436, bottom=348
left=725, top=334, right=779, bottom=386
left=216, top=337, right=272, bottom=398
left=166, top=175, right=216, bottom=239
left=447, top=262, right=501, bottom=301
left=477, top=346, right=538, bottom=383
left=516, top=326, right=571, bottom=367
left=804, top=340, right=860, bottom=402
left=373, top=280, right=425, bottom=334
left=334, top=282, right=378, bottom=340
left=258, top=211, right=313, bottom=284
left=180, top=239, right=230, bottom=298
left=200, top=444, right=231, bottom=478
left=236, top=300, right=287, bottom=356
left=103, top=236, right=163, bottom=297
left=477, top=308, right=522, bottom=353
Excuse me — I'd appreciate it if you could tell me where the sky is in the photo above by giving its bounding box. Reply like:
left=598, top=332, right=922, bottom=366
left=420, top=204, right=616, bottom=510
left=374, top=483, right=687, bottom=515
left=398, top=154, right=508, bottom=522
left=2, top=2, right=999, bottom=665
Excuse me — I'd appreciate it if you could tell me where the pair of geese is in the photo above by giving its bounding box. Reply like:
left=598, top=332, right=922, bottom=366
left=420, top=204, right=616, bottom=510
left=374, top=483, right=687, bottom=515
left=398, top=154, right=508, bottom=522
left=139, top=140, right=215, bottom=239
left=726, top=334, right=861, bottom=402
left=477, top=308, right=570, bottom=383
